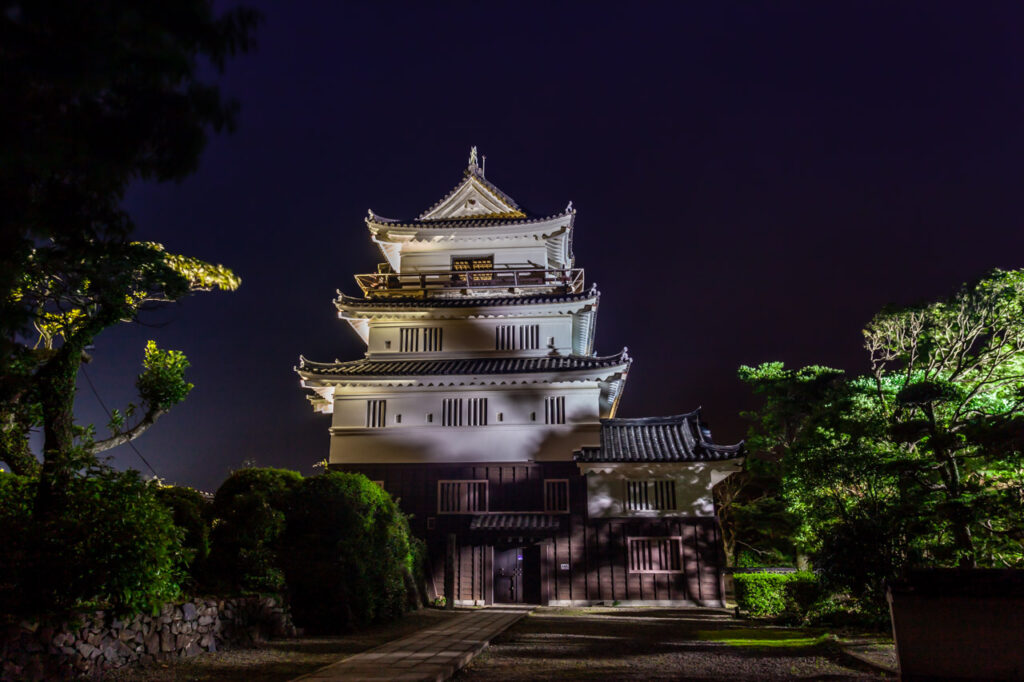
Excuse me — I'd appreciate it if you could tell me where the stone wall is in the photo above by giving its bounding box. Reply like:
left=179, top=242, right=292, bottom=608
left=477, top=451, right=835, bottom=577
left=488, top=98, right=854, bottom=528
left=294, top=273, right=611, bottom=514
left=1, top=595, right=296, bottom=680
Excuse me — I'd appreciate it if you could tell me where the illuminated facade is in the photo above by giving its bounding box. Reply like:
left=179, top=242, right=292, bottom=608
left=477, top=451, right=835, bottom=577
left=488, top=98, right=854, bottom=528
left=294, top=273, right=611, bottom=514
left=297, top=150, right=742, bottom=605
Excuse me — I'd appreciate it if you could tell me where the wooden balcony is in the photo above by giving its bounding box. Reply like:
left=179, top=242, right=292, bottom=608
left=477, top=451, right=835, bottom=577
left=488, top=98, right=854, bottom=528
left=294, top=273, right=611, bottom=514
left=354, top=267, right=585, bottom=297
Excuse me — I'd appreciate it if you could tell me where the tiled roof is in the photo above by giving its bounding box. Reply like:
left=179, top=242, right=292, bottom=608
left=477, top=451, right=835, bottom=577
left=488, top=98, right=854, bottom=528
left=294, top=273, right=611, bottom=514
left=336, top=290, right=597, bottom=310
left=574, top=411, right=744, bottom=463
left=366, top=209, right=573, bottom=230
left=297, top=351, right=629, bottom=378
left=469, top=514, right=561, bottom=532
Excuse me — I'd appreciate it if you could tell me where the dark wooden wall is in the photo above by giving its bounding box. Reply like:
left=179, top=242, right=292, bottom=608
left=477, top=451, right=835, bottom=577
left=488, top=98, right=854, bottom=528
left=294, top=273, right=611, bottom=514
left=331, top=462, right=724, bottom=605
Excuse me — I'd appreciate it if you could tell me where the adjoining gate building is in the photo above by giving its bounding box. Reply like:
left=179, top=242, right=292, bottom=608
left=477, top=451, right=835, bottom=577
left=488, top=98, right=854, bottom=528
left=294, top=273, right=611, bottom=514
left=297, top=149, right=742, bottom=606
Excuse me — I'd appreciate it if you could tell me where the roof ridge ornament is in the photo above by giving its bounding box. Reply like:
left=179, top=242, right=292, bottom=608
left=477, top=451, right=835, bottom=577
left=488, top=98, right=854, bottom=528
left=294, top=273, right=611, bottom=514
left=468, top=146, right=478, bottom=170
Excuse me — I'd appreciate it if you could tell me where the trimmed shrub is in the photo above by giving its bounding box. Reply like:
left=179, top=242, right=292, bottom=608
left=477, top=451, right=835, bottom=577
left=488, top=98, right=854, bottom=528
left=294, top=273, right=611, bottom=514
left=208, top=467, right=303, bottom=592
left=733, top=570, right=820, bottom=619
left=154, top=485, right=212, bottom=591
left=280, top=472, right=417, bottom=632
left=2, top=468, right=186, bottom=615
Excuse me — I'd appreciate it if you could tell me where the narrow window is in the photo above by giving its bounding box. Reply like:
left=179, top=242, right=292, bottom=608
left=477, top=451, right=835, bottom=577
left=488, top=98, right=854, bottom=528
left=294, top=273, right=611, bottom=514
left=544, top=479, right=570, bottom=513
left=427, top=413, right=433, bottom=423
left=437, top=480, right=488, bottom=513
left=626, top=480, right=677, bottom=511
left=519, top=324, right=540, bottom=350
left=544, top=396, right=566, bottom=424
left=627, top=537, right=683, bottom=573
left=497, top=412, right=503, bottom=422
left=395, top=414, right=402, bottom=424
left=467, top=397, right=488, bottom=426
left=400, top=327, right=420, bottom=352
left=442, top=398, right=464, bottom=426
left=496, top=324, right=515, bottom=350
left=423, top=327, right=443, bottom=352
left=384, top=339, right=392, bottom=349
left=427, top=517, right=436, bottom=530
left=530, top=411, right=536, bottom=422
left=365, top=399, right=386, bottom=428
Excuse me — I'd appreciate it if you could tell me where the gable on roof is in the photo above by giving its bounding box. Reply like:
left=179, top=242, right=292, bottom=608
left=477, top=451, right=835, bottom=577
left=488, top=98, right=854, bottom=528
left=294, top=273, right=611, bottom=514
left=417, top=148, right=527, bottom=221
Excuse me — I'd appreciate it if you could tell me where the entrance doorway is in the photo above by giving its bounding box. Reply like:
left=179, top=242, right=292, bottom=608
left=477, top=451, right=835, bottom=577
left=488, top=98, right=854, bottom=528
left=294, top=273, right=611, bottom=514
left=493, top=545, right=543, bottom=604
left=494, top=547, right=523, bottom=603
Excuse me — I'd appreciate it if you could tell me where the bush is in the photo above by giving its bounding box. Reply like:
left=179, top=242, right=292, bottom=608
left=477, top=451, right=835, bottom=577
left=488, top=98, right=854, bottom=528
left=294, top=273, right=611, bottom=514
left=207, top=467, right=303, bottom=592
left=154, top=485, right=212, bottom=591
left=733, top=570, right=820, bottom=619
left=280, top=472, right=417, bottom=632
left=1, top=468, right=186, bottom=615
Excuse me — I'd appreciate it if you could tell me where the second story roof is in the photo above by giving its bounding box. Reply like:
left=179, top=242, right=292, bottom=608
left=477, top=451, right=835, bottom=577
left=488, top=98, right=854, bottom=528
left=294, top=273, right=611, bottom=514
left=575, top=411, right=744, bottom=463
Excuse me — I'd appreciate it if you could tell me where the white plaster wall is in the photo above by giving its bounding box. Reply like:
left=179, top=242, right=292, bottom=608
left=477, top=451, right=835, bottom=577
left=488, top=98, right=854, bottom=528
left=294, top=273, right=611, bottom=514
left=366, top=316, right=575, bottom=357
left=331, top=384, right=598, bottom=429
left=582, top=462, right=743, bottom=518
left=327, top=384, right=602, bottom=463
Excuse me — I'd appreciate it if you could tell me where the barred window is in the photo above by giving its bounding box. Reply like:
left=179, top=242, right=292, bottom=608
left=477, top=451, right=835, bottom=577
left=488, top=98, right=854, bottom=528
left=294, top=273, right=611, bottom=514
left=495, top=324, right=540, bottom=350
left=496, top=325, right=515, bottom=350
left=625, top=480, right=677, bottom=512
left=544, top=396, right=566, bottom=425
left=627, top=537, right=683, bottom=573
left=519, top=324, right=540, bottom=350
left=467, top=397, right=488, bottom=426
left=442, top=398, right=464, bottom=426
left=399, top=327, right=419, bottom=352
left=365, top=400, right=386, bottom=428
left=544, top=479, right=569, bottom=513
left=423, top=327, right=443, bottom=352
left=438, top=480, right=488, bottom=513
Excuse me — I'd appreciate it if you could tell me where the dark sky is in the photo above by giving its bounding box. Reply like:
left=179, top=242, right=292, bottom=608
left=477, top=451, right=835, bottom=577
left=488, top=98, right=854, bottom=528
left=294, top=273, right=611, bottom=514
left=74, top=1, right=1024, bottom=492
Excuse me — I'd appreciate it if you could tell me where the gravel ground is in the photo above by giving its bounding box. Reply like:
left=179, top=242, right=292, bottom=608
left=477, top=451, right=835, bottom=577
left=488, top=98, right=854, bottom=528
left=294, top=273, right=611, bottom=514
left=104, top=608, right=459, bottom=682
left=455, top=607, right=894, bottom=681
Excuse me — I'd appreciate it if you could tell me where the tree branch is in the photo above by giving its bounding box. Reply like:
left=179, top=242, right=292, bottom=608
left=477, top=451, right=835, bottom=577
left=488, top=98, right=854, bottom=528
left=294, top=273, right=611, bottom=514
left=90, top=406, right=167, bottom=454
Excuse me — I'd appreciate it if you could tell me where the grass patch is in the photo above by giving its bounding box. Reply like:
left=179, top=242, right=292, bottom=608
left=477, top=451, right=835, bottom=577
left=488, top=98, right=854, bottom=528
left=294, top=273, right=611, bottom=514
left=696, top=628, right=833, bottom=648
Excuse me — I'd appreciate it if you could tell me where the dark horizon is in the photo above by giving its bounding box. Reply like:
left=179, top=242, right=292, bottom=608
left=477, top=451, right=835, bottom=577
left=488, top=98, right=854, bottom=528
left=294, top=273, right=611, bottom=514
left=68, top=1, right=1024, bottom=492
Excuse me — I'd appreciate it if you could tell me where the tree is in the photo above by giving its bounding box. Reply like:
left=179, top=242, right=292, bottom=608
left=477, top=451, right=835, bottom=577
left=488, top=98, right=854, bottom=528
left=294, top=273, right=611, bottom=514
left=864, top=269, right=1024, bottom=568
left=738, top=269, right=1024, bottom=610
left=0, top=0, right=256, bottom=485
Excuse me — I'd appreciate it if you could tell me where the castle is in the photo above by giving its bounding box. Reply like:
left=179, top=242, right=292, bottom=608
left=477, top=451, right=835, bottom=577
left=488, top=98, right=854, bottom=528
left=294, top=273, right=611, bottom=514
left=297, top=149, right=742, bottom=605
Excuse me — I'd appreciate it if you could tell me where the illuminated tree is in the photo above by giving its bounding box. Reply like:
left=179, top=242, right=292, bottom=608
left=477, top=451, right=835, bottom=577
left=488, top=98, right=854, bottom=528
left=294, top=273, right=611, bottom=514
left=739, top=269, right=1024, bottom=607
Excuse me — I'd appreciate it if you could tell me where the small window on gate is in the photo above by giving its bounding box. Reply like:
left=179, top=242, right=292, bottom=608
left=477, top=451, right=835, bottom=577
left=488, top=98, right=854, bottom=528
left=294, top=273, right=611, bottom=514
left=427, top=517, right=436, bottom=530
left=627, top=537, right=683, bottom=573
left=544, top=479, right=569, bottom=513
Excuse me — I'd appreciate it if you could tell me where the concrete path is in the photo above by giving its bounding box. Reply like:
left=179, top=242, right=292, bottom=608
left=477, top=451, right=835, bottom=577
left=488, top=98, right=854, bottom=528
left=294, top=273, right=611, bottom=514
left=291, top=606, right=531, bottom=682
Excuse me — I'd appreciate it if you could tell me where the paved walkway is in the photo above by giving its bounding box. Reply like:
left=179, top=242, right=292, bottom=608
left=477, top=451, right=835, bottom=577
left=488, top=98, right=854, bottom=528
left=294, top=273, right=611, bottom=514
left=291, top=606, right=531, bottom=682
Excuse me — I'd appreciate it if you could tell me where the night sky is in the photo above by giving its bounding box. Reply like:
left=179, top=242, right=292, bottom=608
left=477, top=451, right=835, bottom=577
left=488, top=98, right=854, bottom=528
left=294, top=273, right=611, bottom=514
left=74, top=1, right=1024, bottom=492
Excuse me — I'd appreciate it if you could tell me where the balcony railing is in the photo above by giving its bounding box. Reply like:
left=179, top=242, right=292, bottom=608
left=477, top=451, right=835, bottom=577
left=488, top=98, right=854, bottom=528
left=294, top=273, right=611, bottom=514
left=354, top=267, right=585, bottom=297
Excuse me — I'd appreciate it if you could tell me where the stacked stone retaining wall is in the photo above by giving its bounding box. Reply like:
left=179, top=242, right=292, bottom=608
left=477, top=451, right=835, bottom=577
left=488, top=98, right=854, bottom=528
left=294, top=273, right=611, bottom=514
left=0, top=594, right=295, bottom=680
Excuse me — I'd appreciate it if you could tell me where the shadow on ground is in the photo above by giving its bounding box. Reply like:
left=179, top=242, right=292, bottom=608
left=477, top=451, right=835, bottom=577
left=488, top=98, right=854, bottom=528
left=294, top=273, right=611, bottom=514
left=455, top=607, right=892, bottom=681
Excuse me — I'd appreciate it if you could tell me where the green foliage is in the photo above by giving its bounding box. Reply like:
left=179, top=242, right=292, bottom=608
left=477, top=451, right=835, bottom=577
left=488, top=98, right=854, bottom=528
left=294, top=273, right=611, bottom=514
left=136, top=340, right=194, bottom=411
left=208, top=467, right=303, bottom=593
left=280, top=472, right=417, bottom=633
left=154, top=485, right=212, bottom=591
left=733, top=571, right=820, bottom=619
left=1, top=469, right=186, bottom=615
left=737, top=268, right=1024, bottom=616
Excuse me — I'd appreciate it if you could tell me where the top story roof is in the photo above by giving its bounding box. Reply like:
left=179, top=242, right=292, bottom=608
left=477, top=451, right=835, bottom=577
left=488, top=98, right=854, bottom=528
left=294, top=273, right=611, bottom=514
left=366, top=147, right=574, bottom=230
left=575, top=411, right=744, bottom=463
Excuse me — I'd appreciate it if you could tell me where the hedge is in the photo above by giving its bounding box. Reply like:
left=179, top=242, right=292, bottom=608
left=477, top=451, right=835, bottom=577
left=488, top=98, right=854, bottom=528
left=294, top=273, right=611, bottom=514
left=733, top=571, right=820, bottom=618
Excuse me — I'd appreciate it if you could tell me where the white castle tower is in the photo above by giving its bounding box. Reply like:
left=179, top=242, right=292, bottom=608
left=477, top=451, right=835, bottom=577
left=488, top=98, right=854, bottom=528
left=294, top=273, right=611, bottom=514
left=298, top=148, right=631, bottom=465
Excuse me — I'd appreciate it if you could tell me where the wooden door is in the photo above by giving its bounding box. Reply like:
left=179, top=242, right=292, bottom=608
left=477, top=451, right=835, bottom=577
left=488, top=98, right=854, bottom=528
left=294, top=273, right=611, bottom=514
left=494, top=547, right=524, bottom=604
